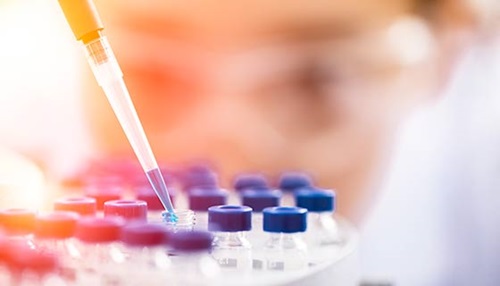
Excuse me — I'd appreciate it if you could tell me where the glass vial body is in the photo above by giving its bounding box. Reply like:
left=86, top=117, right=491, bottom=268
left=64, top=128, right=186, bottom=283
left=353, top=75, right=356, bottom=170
left=208, top=205, right=253, bottom=271
left=162, top=209, right=195, bottom=232
left=169, top=231, right=220, bottom=285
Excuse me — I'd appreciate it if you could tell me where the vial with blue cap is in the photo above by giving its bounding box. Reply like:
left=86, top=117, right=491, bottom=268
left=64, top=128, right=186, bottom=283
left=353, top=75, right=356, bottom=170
left=240, top=189, right=282, bottom=246
left=188, top=187, right=228, bottom=230
left=278, top=172, right=313, bottom=206
left=169, top=230, right=221, bottom=284
left=295, top=187, right=343, bottom=264
left=258, top=206, right=308, bottom=271
left=208, top=205, right=253, bottom=271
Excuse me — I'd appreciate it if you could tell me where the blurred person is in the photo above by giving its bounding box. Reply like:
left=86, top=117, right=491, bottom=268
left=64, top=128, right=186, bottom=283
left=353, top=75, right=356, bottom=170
left=83, top=0, right=483, bottom=222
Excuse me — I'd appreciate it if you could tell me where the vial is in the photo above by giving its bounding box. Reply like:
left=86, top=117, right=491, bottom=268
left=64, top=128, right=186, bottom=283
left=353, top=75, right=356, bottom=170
left=104, top=200, right=148, bottom=223
left=54, top=197, right=97, bottom=216
left=0, top=209, right=37, bottom=248
left=162, top=209, right=196, bottom=232
left=178, top=164, right=219, bottom=193
left=188, top=188, right=228, bottom=230
left=232, top=173, right=269, bottom=193
left=208, top=205, right=252, bottom=271
left=169, top=230, right=220, bottom=285
left=34, top=211, right=80, bottom=282
left=84, top=184, right=123, bottom=215
left=295, top=188, right=342, bottom=264
left=278, top=172, right=313, bottom=206
left=7, top=245, right=64, bottom=286
left=259, top=207, right=308, bottom=271
left=240, top=189, right=282, bottom=246
left=120, top=223, right=171, bottom=285
left=74, top=216, right=126, bottom=285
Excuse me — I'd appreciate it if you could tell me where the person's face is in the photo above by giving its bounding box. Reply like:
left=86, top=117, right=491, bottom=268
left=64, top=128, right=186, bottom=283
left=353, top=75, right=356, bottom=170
left=84, top=0, right=467, bottom=221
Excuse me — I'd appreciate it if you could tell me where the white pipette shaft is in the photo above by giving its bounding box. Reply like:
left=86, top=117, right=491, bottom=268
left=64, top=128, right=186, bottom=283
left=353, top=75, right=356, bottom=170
left=84, top=37, right=175, bottom=213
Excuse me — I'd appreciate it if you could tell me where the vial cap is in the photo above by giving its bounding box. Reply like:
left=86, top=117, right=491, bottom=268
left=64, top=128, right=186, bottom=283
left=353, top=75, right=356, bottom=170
left=104, top=200, right=148, bottom=222
left=135, top=185, right=175, bottom=211
left=84, top=185, right=123, bottom=210
left=241, top=190, right=282, bottom=212
left=121, top=223, right=169, bottom=247
left=233, top=174, right=268, bottom=192
left=75, top=216, right=125, bottom=243
left=170, top=231, right=213, bottom=252
left=188, top=188, right=227, bottom=211
left=179, top=164, right=218, bottom=192
left=35, top=211, right=79, bottom=239
left=278, top=172, right=313, bottom=192
left=295, top=188, right=335, bottom=212
left=54, top=197, right=97, bottom=216
left=208, top=205, right=252, bottom=232
left=9, top=246, right=59, bottom=273
left=263, top=207, right=307, bottom=233
left=0, top=209, right=36, bottom=235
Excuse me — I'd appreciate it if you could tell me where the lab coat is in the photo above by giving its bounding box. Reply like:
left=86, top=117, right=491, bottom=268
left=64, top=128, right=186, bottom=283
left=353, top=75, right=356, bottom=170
left=361, top=35, right=500, bottom=286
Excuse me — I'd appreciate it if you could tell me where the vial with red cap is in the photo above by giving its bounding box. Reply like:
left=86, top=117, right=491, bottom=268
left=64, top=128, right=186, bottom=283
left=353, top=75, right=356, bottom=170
left=134, top=185, right=176, bottom=223
left=7, top=245, right=64, bottom=286
left=34, top=211, right=80, bottom=282
left=84, top=184, right=124, bottom=214
left=73, top=216, right=126, bottom=285
left=120, top=223, right=171, bottom=284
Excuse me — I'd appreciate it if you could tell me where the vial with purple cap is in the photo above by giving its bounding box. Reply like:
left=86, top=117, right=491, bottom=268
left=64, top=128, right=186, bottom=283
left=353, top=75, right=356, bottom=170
left=188, top=188, right=228, bottom=230
left=240, top=189, right=282, bottom=246
left=169, top=231, right=220, bottom=284
left=208, top=205, right=253, bottom=271
left=278, top=172, right=313, bottom=206
left=232, top=173, right=269, bottom=193
left=120, top=223, right=171, bottom=284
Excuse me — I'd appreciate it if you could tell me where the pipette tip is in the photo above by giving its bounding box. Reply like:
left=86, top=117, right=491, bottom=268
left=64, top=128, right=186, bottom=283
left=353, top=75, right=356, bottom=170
left=146, top=168, right=176, bottom=213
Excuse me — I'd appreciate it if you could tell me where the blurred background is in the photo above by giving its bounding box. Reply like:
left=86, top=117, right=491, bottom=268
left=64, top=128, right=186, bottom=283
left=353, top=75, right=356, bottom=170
left=0, top=0, right=499, bottom=285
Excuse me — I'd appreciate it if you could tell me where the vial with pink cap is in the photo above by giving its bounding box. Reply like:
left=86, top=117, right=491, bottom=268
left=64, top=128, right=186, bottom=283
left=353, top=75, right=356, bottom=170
left=104, top=199, right=148, bottom=223
left=73, top=216, right=126, bottom=285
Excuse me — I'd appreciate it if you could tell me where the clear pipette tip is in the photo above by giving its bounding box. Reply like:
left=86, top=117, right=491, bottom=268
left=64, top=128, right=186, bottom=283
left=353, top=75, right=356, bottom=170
left=146, top=168, right=178, bottom=223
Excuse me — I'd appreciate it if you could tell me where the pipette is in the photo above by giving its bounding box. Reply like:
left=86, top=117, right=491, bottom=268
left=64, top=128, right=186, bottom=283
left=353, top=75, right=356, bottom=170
left=58, top=0, right=176, bottom=220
